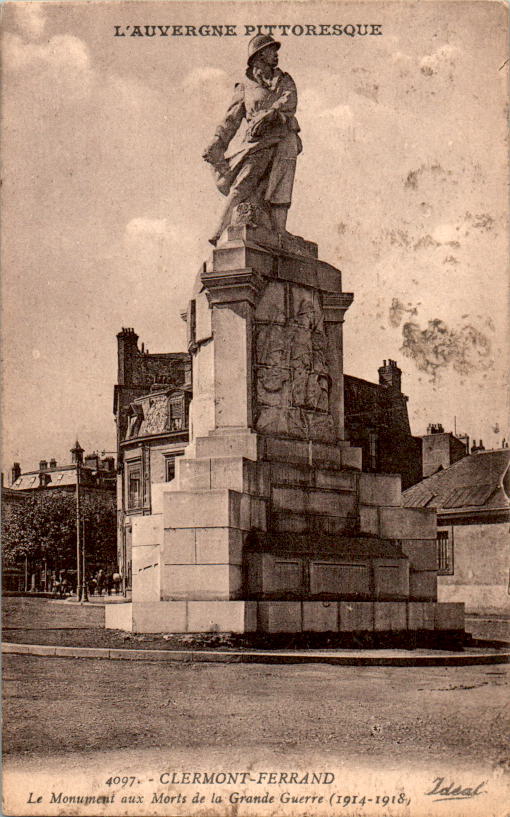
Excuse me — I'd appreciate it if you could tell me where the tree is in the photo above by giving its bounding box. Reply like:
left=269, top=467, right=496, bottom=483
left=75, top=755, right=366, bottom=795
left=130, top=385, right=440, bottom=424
left=2, top=490, right=117, bottom=573
left=80, top=492, right=117, bottom=568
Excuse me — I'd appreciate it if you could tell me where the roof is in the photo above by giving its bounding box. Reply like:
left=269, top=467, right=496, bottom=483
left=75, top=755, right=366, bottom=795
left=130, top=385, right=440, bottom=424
left=11, top=469, right=78, bottom=490
left=9, top=464, right=115, bottom=491
left=403, top=448, right=510, bottom=515
left=2, top=486, right=29, bottom=501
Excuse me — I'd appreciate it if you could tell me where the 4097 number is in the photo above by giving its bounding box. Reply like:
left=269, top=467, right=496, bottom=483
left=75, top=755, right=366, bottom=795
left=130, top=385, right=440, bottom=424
left=105, top=777, right=139, bottom=788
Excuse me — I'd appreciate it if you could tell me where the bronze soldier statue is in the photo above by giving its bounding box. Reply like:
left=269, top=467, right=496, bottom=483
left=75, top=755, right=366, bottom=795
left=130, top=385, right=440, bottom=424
left=203, top=34, right=302, bottom=245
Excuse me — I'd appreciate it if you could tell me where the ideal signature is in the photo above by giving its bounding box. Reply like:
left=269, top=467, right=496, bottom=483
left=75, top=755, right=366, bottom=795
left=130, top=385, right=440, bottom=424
left=425, top=777, right=487, bottom=802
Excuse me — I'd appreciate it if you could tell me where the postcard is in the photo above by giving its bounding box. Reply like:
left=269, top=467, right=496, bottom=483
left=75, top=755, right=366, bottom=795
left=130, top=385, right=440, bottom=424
left=2, top=1, right=509, bottom=816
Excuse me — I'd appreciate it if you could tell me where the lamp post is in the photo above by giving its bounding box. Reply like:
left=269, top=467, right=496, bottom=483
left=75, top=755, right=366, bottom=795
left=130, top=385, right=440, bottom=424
left=71, top=440, right=88, bottom=602
left=81, top=512, right=88, bottom=602
left=75, top=453, right=82, bottom=599
left=101, top=449, right=125, bottom=596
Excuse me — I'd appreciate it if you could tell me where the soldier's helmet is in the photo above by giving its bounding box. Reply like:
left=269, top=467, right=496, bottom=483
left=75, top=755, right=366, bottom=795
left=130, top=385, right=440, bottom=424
left=247, top=34, right=281, bottom=64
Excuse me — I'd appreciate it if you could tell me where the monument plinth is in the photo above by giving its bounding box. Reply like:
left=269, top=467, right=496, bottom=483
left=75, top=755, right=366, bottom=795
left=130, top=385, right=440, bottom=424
left=106, top=35, right=463, bottom=641
left=106, top=226, right=464, bottom=641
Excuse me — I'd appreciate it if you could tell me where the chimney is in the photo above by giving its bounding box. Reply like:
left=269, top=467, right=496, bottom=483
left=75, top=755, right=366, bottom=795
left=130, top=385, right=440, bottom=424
left=426, top=423, right=445, bottom=435
left=39, top=459, right=48, bottom=471
left=117, top=327, right=139, bottom=386
left=455, top=433, right=470, bottom=454
left=100, top=456, right=115, bottom=472
left=49, top=458, right=57, bottom=469
left=11, top=462, right=21, bottom=484
left=378, top=358, right=402, bottom=392
left=70, top=440, right=84, bottom=465
left=85, top=453, right=99, bottom=470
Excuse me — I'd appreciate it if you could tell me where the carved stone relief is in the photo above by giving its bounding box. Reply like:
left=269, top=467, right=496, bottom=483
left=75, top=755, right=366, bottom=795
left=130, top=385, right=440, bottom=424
left=124, top=391, right=188, bottom=440
left=140, top=394, right=170, bottom=436
left=254, top=283, right=335, bottom=442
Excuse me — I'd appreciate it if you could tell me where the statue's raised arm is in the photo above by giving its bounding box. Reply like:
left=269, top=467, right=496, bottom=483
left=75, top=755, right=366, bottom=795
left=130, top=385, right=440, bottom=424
left=202, top=35, right=302, bottom=246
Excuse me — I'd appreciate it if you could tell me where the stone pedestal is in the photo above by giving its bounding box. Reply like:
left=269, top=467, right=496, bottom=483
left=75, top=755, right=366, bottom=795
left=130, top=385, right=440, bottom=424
left=106, top=226, right=464, bottom=639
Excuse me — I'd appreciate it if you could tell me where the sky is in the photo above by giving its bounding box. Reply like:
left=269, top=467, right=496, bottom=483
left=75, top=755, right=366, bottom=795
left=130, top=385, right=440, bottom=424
left=1, top=0, right=509, bottom=475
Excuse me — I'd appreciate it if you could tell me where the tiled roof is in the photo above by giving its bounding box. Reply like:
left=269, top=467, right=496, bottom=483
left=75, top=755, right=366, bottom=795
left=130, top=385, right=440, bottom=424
left=403, top=448, right=510, bottom=514
left=11, top=470, right=78, bottom=489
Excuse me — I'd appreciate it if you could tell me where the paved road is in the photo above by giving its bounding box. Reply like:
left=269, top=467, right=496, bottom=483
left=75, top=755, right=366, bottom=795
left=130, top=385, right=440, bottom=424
left=4, top=654, right=508, bottom=766
left=4, top=616, right=509, bottom=816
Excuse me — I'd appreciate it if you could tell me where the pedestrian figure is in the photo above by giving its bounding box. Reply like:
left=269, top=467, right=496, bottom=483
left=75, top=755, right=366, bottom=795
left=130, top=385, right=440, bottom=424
left=112, top=571, right=121, bottom=594
left=88, top=575, right=97, bottom=596
left=96, top=569, right=105, bottom=596
left=105, top=573, right=113, bottom=596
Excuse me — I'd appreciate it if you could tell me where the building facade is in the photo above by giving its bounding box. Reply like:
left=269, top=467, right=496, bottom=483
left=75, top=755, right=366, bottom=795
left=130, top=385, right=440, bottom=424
left=114, top=334, right=464, bottom=586
left=421, top=423, right=468, bottom=478
left=403, top=448, right=510, bottom=614
left=4, top=442, right=116, bottom=591
left=9, top=444, right=116, bottom=495
left=114, top=328, right=191, bottom=585
left=1, top=484, right=29, bottom=590
left=344, top=360, right=423, bottom=490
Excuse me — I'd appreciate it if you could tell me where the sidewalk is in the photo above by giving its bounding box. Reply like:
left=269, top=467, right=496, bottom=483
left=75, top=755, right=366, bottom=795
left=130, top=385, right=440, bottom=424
left=4, top=597, right=508, bottom=666
left=3, top=640, right=509, bottom=666
left=65, top=593, right=131, bottom=605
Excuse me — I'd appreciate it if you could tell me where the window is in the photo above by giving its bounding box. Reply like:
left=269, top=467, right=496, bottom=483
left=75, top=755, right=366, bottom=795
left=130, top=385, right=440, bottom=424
left=127, top=463, right=142, bottom=509
left=165, top=457, right=176, bottom=482
left=368, top=430, right=378, bottom=471
left=164, top=451, right=184, bottom=482
left=169, top=396, right=184, bottom=431
left=437, top=529, right=454, bottom=575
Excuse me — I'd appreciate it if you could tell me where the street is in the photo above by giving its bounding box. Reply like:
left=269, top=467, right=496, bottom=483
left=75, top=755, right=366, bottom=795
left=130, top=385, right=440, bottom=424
left=4, top=654, right=508, bottom=766
left=3, top=598, right=510, bottom=816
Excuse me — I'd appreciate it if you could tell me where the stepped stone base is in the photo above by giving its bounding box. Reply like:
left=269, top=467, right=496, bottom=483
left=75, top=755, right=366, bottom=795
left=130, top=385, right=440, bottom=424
left=105, top=600, right=464, bottom=635
left=112, top=227, right=465, bottom=641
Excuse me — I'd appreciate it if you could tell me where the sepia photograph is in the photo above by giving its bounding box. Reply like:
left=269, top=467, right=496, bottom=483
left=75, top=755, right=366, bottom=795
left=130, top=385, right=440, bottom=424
left=1, top=1, right=509, bottom=815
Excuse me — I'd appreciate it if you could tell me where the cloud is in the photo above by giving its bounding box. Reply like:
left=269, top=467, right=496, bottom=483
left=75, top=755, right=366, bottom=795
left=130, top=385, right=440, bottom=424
left=354, top=83, right=379, bottom=103
left=401, top=317, right=492, bottom=381
left=404, top=163, right=449, bottom=191
left=4, top=32, right=90, bottom=73
left=123, top=218, right=194, bottom=263
left=180, top=65, right=232, bottom=122
left=466, top=212, right=495, bottom=232
left=420, top=44, right=460, bottom=77
left=3, top=33, right=93, bottom=99
left=123, top=219, right=184, bottom=257
left=432, top=223, right=457, bottom=243
left=11, top=3, right=45, bottom=40
left=413, top=235, right=440, bottom=251
left=389, top=298, right=418, bottom=328
left=125, top=218, right=169, bottom=238
left=391, top=50, right=413, bottom=66
left=182, top=66, right=228, bottom=91
left=318, top=103, right=354, bottom=130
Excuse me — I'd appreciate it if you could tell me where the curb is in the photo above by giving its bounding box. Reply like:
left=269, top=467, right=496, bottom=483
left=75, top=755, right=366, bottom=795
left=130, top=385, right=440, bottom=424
left=3, top=642, right=509, bottom=666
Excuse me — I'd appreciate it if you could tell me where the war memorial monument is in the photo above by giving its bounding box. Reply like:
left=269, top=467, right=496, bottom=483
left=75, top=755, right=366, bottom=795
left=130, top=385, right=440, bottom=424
left=106, top=36, right=464, bottom=643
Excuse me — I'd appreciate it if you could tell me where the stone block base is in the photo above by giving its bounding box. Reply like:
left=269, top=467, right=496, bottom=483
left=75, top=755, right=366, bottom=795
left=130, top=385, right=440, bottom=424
left=105, top=600, right=464, bottom=635
left=105, top=601, right=257, bottom=634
